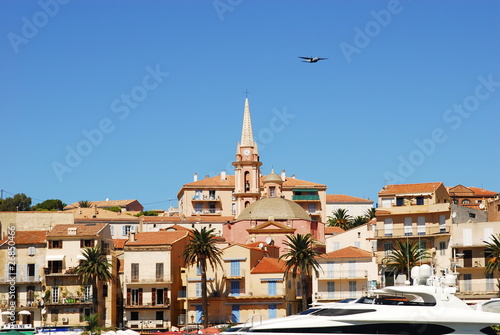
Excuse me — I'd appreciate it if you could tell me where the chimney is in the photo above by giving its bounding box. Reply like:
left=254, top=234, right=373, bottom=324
left=291, top=174, right=296, bottom=179
left=221, top=170, right=226, bottom=180
left=281, top=170, right=286, bottom=181
left=205, top=175, right=209, bottom=179
left=129, top=231, right=136, bottom=242
left=193, top=173, right=198, bottom=182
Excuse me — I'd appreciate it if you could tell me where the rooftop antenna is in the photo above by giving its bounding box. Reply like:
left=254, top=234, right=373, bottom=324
left=244, top=89, right=250, bottom=98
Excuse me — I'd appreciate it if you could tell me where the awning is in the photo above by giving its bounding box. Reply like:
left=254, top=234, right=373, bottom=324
left=18, top=311, right=31, bottom=315
left=292, top=188, right=318, bottom=192
left=260, top=278, right=283, bottom=282
left=45, top=255, right=65, bottom=261
left=77, top=254, right=86, bottom=260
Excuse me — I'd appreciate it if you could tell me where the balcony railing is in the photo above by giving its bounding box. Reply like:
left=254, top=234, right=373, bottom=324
left=317, top=270, right=368, bottom=280
left=314, top=289, right=366, bottom=301
left=374, top=225, right=450, bottom=238
left=46, top=296, right=93, bottom=305
left=224, top=269, right=245, bottom=278
left=192, top=195, right=221, bottom=201
left=125, top=274, right=174, bottom=284
left=125, top=300, right=170, bottom=308
left=292, top=195, right=320, bottom=201
left=127, top=320, right=168, bottom=329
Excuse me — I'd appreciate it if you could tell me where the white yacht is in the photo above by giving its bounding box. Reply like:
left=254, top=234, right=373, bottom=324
left=222, top=265, right=500, bottom=335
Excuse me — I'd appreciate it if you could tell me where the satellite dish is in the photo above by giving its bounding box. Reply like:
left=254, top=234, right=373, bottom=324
left=479, top=203, right=485, bottom=209
left=452, top=212, right=457, bottom=218
left=265, top=236, right=273, bottom=245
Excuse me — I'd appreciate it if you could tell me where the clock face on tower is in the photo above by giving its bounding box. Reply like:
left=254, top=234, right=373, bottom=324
left=243, top=149, right=250, bottom=156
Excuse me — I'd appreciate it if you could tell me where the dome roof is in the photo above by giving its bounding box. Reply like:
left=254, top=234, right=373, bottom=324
left=236, top=197, right=311, bottom=221
left=263, top=171, right=283, bottom=184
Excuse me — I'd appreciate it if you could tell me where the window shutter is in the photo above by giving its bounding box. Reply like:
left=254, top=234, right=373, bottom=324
left=80, top=240, right=84, bottom=248
left=138, top=288, right=143, bottom=305
left=122, top=226, right=126, bottom=236
left=151, top=288, right=156, bottom=306
left=127, top=288, right=131, bottom=305
left=164, top=288, right=168, bottom=305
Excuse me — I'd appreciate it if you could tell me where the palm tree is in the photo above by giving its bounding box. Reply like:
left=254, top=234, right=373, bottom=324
left=364, top=207, right=376, bottom=220
left=484, top=233, right=500, bottom=274
left=74, top=246, right=114, bottom=325
left=279, top=234, right=321, bottom=312
left=327, top=208, right=352, bottom=230
left=383, top=240, right=431, bottom=282
left=351, top=216, right=368, bottom=228
left=181, top=227, right=223, bottom=328
left=78, top=200, right=92, bottom=208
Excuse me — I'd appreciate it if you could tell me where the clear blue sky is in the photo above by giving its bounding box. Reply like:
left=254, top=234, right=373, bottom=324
left=1, top=0, right=499, bottom=210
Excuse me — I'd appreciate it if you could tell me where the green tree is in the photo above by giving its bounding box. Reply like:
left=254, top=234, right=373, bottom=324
left=327, top=208, right=352, bottom=230
left=74, top=246, right=114, bottom=326
left=279, top=234, right=321, bottom=312
left=134, top=210, right=159, bottom=217
left=85, top=313, right=101, bottom=335
left=364, top=207, right=376, bottom=220
left=32, top=199, right=67, bottom=211
left=79, top=200, right=92, bottom=208
left=181, top=227, right=223, bottom=328
left=383, top=240, right=431, bottom=280
left=484, top=233, right=500, bottom=274
left=351, top=216, right=368, bottom=228
left=0, top=193, right=32, bottom=211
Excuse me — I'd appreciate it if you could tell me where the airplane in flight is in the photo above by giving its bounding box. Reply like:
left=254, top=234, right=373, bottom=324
left=299, top=56, right=328, bottom=63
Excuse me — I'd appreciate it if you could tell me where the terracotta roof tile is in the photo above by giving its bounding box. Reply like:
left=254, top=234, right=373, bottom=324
left=318, top=246, right=372, bottom=259
left=113, top=238, right=128, bottom=249
left=251, top=257, right=286, bottom=274
left=0, top=230, right=47, bottom=245
left=379, top=182, right=444, bottom=195
left=125, top=231, right=189, bottom=246
left=47, top=223, right=107, bottom=237
left=326, top=194, right=373, bottom=203
left=325, top=226, right=344, bottom=235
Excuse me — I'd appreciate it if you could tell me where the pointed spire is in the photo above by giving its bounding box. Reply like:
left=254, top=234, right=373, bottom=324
left=240, top=98, right=254, bottom=147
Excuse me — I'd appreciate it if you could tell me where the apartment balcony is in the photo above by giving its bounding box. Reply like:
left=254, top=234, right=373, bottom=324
left=378, top=202, right=450, bottom=214
left=125, top=301, right=170, bottom=309
left=0, top=276, right=43, bottom=284
left=192, top=195, right=221, bottom=202
left=43, top=267, right=78, bottom=276
left=374, top=225, right=450, bottom=239
left=292, top=195, right=320, bottom=201
left=191, top=210, right=222, bottom=216
left=317, top=270, right=368, bottom=280
left=223, top=269, right=245, bottom=279
left=45, top=296, right=93, bottom=305
left=455, top=278, right=499, bottom=299
left=125, top=274, right=174, bottom=284
left=127, top=320, right=169, bottom=330
left=314, top=290, right=366, bottom=301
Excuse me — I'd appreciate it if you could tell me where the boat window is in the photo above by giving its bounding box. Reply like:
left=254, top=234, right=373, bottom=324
left=310, top=308, right=376, bottom=316
left=298, top=308, right=319, bottom=315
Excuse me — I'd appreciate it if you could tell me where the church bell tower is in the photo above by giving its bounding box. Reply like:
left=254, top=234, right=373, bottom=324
left=233, top=98, right=262, bottom=216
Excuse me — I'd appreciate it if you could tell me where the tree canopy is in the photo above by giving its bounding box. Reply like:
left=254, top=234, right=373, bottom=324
left=32, top=199, right=67, bottom=211
left=0, top=193, right=32, bottom=211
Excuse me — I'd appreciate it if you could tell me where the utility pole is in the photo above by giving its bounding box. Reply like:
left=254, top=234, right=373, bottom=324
left=1, top=189, right=3, bottom=199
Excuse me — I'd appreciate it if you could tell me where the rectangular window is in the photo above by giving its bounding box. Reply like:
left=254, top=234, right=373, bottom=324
left=156, top=311, right=164, bottom=321
left=419, top=241, right=426, bottom=250
left=348, top=281, right=357, bottom=298
left=463, top=250, right=473, bottom=267
left=156, top=288, right=164, bottom=305
left=327, top=282, right=335, bottom=299
left=49, top=240, right=62, bottom=249
left=439, top=241, right=446, bottom=256
left=231, top=305, right=240, bottom=323
left=439, top=215, right=446, bottom=233
left=131, top=263, right=139, bottom=282
left=51, top=309, right=58, bottom=322
left=195, top=282, right=202, bottom=297
left=230, top=261, right=240, bottom=277
left=84, top=285, right=92, bottom=301
left=463, top=274, right=472, bottom=291
left=209, top=190, right=216, bottom=200
left=383, top=242, right=393, bottom=257
left=417, top=216, right=426, bottom=235
left=195, top=203, right=202, bottom=214
left=231, top=280, right=241, bottom=296
left=122, top=225, right=133, bottom=236
left=270, top=186, right=275, bottom=197
left=486, top=273, right=494, bottom=291
left=404, top=217, right=412, bottom=236
left=80, top=239, right=95, bottom=248
left=348, top=261, right=356, bottom=278
left=209, top=202, right=216, bottom=213
left=48, top=261, right=62, bottom=274
left=396, top=198, right=404, bottom=206
left=130, top=311, right=139, bottom=321
left=268, top=304, right=277, bottom=319
left=52, top=286, right=59, bottom=304
left=267, top=281, right=277, bottom=296
left=327, top=261, right=334, bottom=278
left=384, top=218, right=393, bottom=237
left=308, top=203, right=315, bottom=214
left=156, top=263, right=164, bottom=281
left=416, top=196, right=424, bottom=205
left=131, top=289, right=140, bottom=305
left=297, top=282, right=301, bottom=297
left=28, top=246, right=36, bottom=256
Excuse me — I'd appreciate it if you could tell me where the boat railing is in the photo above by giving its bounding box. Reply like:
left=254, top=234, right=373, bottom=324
left=242, top=315, right=263, bottom=330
